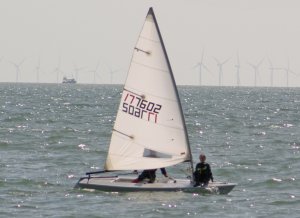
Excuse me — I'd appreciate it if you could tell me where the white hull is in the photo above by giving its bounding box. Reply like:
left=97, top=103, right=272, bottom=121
left=75, top=176, right=236, bottom=195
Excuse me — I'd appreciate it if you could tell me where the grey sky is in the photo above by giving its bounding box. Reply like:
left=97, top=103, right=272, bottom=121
left=1, top=0, right=300, bottom=86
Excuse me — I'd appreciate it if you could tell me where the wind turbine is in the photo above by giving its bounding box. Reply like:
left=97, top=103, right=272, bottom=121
left=280, top=58, right=296, bottom=87
left=235, top=51, right=241, bottom=87
left=193, top=49, right=211, bottom=86
left=267, top=57, right=279, bottom=87
left=10, top=59, right=25, bottom=83
left=248, top=58, right=264, bottom=87
left=52, top=58, right=63, bottom=83
left=73, top=64, right=85, bottom=83
left=89, top=61, right=101, bottom=84
left=214, top=57, right=230, bottom=86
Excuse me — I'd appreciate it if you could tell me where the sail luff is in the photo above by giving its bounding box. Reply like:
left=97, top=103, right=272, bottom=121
left=148, top=7, right=194, bottom=173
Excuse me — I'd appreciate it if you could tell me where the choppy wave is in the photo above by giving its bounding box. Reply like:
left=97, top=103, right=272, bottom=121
left=1, top=84, right=300, bottom=217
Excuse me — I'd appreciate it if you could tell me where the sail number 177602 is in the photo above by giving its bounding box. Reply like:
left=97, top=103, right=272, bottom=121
left=122, top=92, right=162, bottom=123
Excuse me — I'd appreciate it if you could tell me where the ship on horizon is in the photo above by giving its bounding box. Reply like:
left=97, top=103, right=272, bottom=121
left=62, top=76, right=76, bottom=84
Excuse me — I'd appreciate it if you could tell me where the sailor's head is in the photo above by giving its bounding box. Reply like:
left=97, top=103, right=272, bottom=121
left=199, top=154, right=206, bottom=162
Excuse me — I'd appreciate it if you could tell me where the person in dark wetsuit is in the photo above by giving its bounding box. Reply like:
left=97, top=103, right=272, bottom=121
left=132, top=168, right=168, bottom=183
left=193, top=154, right=214, bottom=187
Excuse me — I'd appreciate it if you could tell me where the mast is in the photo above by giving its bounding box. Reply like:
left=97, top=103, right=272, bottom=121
left=149, top=7, right=194, bottom=177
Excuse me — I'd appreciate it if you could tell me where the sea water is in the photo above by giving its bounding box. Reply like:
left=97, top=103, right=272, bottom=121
left=1, top=83, right=299, bottom=217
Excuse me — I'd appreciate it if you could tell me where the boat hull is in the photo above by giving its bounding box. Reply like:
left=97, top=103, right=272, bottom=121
left=75, top=176, right=236, bottom=195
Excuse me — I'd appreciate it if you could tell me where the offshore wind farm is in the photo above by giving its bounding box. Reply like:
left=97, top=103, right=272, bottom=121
left=0, top=51, right=298, bottom=87
left=1, top=1, right=300, bottom=87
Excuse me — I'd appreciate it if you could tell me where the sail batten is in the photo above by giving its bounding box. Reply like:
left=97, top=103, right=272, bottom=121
left=105, top=7, right=191, bottom=171
left=131, top=60, right=169, bottom=74
left=139, top=36, right=160, bottom=43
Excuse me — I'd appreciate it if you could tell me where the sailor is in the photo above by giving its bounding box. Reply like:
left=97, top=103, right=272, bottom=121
left=193, top=154, right=214, bottom=187
left=132, top=168, right=168, bottom=183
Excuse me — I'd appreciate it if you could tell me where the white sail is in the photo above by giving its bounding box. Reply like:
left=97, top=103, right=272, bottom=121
left=105, top=8, right=191, bottom=171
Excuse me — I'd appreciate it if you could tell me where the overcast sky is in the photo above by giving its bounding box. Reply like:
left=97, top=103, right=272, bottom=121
left=1, top=0, right=300, bottom=87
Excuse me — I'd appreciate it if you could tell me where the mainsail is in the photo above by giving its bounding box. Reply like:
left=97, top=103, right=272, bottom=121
left=105, top=7, right=191, bottom=171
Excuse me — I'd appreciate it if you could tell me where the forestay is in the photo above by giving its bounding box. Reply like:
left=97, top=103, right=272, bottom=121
left=105, top=8, right=191, bottom=171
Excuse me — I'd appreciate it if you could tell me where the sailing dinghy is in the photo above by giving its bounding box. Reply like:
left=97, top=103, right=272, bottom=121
left=75, top=7, right=236, bottom=194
